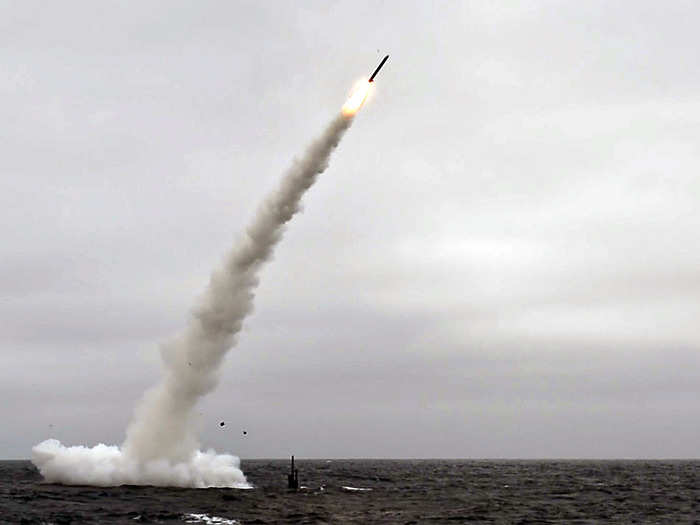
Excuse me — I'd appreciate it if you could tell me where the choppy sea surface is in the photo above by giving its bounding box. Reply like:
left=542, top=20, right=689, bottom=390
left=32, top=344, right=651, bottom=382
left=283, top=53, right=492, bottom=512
left=1, top=459, right=698, bottom=524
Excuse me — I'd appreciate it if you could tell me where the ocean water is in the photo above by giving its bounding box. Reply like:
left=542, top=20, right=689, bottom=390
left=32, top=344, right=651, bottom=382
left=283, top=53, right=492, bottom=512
left=1, top=459, right=698, bottom=523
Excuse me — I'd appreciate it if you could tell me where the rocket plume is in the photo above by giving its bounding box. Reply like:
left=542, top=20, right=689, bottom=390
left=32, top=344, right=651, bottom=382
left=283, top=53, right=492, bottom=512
left=32, top=112, right=354, bottom=488
left=122, top=113, right=352, bottom=463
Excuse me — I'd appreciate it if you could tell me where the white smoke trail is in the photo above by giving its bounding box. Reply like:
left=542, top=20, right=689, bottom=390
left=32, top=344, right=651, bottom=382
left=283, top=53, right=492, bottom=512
left=32, top=113, right=354, bottom=487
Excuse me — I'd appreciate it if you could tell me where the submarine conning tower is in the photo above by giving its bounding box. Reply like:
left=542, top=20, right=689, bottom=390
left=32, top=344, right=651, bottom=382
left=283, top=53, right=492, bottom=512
left=287, top=455, right=299, bottom=489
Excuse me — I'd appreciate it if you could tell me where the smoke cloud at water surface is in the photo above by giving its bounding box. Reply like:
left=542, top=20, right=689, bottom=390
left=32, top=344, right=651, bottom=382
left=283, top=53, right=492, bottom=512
left=32, top=113, right=354, bottom=487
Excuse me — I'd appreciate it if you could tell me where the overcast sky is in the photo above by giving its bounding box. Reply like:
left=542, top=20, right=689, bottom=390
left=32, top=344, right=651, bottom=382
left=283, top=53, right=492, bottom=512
left=2, top=1, right=699, bottom=459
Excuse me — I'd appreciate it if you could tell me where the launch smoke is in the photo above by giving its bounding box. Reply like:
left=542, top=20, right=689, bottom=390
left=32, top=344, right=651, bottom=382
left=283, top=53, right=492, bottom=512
left=32, top=113, right=354, bottom=487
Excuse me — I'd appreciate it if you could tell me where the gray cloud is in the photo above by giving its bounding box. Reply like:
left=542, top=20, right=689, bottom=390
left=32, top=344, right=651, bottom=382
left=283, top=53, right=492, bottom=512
left=2, top=1, right=700, bottom=460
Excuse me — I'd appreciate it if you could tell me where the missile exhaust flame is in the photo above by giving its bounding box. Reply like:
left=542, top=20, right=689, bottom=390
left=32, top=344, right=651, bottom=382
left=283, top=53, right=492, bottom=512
left=342, top=80, right=372, bottom=117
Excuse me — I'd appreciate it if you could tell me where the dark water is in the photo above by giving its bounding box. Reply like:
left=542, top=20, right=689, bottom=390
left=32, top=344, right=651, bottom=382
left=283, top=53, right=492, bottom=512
left=1, top=459, right=698, bottom=524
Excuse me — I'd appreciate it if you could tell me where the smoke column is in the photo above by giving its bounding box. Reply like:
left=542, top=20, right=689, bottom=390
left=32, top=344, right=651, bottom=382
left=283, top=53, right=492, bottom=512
left=32, top=113, right=354, bottom=487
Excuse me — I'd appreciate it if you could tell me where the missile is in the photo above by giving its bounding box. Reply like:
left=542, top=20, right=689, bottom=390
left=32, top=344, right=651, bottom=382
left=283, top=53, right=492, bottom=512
left=369, top=55, right=389, bottom=83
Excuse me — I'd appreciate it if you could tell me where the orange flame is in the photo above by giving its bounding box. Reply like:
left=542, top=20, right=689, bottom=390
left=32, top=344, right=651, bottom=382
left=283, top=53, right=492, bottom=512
left=342, top=80, right=372, bottom=116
